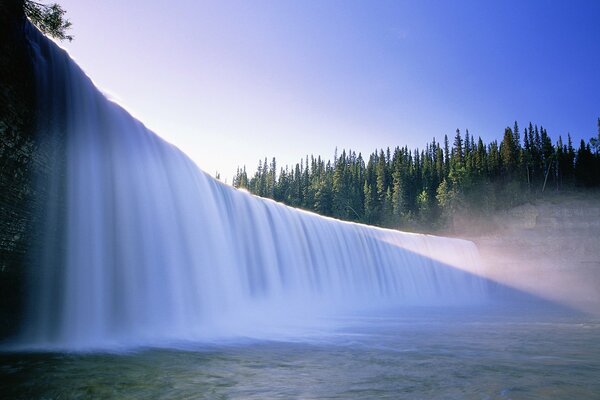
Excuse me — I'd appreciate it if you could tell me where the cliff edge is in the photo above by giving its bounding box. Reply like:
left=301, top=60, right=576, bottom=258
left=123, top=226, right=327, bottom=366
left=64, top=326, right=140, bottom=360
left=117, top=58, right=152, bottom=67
left=1, top=0, right=39, bottom=338
left=454, top=191, right=600, bottom=313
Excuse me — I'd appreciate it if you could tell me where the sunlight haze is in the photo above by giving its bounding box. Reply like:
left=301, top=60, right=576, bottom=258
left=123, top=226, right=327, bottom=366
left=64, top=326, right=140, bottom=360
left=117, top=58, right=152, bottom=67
left=55, top=0, right=600, bottom=180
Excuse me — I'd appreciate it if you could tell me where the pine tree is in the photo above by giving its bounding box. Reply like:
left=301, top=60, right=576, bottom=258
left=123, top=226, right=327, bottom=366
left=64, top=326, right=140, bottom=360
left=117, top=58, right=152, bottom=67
left=500, top=127, right=517, bottom=178
left=513, top=121, right=521, bottom=151
left=376, top=149, right=388, bottom=210
left=363, top=153, right=378, bottom=223
left=443, top=134, right=450, bottom=175
left=575, top=140, right=594, bottom=186
left=269, top=157, right=277, bottom=198
left=452, top=129, right=464, bottom=170
left=475, top=137, right=486, bottom=176
left=391, top=152, right=405, bottom=220
left=590, top=118, right=600, bottom=155
left=235, top=119, right=599, bottom=229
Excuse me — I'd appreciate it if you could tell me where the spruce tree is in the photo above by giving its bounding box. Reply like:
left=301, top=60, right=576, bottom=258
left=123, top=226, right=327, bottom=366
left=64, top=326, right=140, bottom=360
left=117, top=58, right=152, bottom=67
left=500, top=127, right=517, bottom=178
left=453, top=129, right=463, bottom=166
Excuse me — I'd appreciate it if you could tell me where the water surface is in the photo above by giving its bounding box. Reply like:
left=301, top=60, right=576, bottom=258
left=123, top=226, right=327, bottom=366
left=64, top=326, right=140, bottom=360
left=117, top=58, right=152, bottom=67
left=2, top=308, right=599, bottom=399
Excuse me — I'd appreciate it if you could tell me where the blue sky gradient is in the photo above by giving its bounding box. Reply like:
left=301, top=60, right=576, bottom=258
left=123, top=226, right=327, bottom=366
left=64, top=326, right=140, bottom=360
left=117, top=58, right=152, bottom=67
left=56, top=0, right=600, bottom=180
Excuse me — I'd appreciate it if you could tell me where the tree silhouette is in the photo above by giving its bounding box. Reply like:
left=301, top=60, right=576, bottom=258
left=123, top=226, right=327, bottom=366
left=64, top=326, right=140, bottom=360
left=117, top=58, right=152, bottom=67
left=24, top=0, right=72, bottom=41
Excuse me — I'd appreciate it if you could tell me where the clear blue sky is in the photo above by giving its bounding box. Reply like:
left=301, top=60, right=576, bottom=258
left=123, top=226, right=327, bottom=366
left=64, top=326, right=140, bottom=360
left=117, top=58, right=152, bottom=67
left=55, top=0, right=600, bottom=181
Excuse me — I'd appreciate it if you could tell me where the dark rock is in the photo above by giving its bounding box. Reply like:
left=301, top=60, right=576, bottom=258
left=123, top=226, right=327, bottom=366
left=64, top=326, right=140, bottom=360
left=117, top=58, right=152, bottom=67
left=0, top=0, right=36, bottom=339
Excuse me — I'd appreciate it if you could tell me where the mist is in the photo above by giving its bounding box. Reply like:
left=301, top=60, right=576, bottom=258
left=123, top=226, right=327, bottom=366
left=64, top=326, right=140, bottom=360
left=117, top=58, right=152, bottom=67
left=451, top=191, right=600, bottom=314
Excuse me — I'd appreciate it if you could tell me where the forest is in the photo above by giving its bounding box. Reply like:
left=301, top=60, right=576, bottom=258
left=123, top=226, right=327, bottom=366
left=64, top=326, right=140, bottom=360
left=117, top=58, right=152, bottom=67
left=233, top=120, right=600, bottom=230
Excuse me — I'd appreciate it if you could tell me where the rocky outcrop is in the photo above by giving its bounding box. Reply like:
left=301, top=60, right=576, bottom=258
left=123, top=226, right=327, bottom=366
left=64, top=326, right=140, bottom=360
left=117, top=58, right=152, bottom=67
left=455, top=191, right=600, bottom=313
left=0, top=0, right=36, bottom=338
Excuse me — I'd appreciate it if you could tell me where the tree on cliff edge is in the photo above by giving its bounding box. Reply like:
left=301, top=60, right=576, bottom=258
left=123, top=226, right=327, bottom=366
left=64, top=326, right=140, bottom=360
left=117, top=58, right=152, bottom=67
left=24, top=0, right=72, bottom=41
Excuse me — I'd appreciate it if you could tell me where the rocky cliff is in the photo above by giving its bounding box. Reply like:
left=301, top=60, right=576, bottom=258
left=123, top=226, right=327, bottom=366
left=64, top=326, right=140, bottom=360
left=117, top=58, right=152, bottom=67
left=0, top=0, right=49, bottom=338
left=454, top=191, right=600, bottom=313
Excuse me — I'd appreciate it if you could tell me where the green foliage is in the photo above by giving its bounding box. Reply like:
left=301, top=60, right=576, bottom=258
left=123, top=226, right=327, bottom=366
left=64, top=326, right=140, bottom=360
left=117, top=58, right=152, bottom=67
left=590, top=118, right=600, bottom=155
left=233, top=119, right=600, bottom=231
left=24, top=0, right=72, bottom=41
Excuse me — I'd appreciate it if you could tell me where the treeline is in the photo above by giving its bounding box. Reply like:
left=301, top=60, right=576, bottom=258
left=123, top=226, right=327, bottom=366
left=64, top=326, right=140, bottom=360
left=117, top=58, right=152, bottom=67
left=233, top=120, right=600, bottom=230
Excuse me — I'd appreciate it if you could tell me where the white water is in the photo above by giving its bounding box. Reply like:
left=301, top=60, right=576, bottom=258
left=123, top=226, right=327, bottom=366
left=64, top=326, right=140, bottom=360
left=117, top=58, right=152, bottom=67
left=20, top=25, right=488, bottom=350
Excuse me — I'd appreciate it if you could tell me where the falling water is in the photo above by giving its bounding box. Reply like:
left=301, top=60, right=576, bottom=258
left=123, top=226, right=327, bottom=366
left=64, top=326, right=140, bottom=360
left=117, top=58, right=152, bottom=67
left=19, top=24, right=488, bottom=350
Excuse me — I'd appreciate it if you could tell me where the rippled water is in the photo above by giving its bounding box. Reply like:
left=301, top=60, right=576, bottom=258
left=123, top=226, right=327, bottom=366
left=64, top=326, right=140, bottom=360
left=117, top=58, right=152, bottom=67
left=2, top=307, right=599, bottom=399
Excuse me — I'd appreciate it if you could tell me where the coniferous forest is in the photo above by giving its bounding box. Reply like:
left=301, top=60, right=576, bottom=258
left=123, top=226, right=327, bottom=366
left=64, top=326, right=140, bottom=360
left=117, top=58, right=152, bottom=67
left=233, top=120, right=600, bottom=230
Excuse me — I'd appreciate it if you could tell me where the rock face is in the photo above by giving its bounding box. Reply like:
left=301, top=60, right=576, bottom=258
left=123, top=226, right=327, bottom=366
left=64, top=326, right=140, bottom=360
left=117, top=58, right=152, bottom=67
left=0, top=0, right=37, bottom=338
left=455, top=191, right=600, bottom=313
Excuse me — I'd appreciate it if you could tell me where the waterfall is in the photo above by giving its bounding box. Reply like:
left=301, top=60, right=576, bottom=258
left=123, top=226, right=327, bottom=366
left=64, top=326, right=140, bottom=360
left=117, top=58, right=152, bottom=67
left=20, top=24, right=488, bottom=350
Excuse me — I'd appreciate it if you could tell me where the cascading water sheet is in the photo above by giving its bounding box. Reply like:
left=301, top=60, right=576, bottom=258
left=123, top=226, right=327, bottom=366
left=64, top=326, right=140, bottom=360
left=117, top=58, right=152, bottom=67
left=21, top=23, right=488, bottom=350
